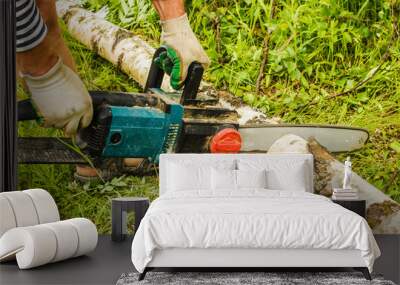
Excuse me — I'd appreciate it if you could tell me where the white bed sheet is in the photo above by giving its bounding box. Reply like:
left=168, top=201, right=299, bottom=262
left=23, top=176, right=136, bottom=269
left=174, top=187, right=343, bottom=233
left=131, top=190, right=380, bottom=273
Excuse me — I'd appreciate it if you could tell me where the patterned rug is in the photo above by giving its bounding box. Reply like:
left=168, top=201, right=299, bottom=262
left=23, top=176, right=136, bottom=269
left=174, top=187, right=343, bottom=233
left=116, top=271, right=395, bottom=285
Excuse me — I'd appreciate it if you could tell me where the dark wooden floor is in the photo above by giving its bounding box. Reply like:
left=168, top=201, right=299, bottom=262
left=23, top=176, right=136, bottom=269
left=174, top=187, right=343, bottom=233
left=374, top=234, right=400, bottom=284
left=1, top=235, right=398, bottom=285
left=0, top=235, right=134, bottom=285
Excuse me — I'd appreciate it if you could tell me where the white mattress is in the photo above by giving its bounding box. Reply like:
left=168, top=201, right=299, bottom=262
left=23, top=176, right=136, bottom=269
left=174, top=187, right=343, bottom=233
left=131, top=190, right=380, bottom=273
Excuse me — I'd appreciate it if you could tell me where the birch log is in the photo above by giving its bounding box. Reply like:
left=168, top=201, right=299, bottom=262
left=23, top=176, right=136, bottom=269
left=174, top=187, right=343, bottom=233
left=268, top=134, right=400, bottom=234
left=56, top=0, right=278, bottom=125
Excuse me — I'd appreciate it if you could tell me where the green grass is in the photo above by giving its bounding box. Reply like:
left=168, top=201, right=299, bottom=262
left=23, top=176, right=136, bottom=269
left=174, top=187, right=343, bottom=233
left=18, top=0, right=400, bottom=233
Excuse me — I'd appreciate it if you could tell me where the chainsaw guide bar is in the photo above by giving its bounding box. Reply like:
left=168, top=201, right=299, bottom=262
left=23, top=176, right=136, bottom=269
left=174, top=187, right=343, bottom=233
left=18, top=137, right=85, bottom=164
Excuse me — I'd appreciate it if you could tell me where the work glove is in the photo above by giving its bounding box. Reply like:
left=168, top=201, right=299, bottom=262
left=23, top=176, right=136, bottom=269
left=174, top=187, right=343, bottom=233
left=157, top=13, right=210, bottom=90
left=22, top=58, right=93, bottom=137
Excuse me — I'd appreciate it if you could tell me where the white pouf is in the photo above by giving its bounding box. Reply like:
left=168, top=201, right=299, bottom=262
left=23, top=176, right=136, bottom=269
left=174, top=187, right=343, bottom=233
left=23, top=189, right=60, bottom=223
left=0, top=189, right=98, bottom=269
left=0, top=196, right=17, bottom=237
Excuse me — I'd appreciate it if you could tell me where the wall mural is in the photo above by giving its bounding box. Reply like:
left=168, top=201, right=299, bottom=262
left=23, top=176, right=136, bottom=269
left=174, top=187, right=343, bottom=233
left=16, top=0, right=400, bottom=235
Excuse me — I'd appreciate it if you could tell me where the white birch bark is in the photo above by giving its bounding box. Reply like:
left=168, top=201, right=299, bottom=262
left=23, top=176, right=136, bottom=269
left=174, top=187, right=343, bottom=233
left=56, top=0, right=277, bottom=125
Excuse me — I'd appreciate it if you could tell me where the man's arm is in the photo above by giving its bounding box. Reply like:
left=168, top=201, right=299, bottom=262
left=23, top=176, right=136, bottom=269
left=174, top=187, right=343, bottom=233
left=152, top=0, right=210, bottom=90
left=16, top=0, right=92, bottom=137
left=152, top=0, right=185, bottom=20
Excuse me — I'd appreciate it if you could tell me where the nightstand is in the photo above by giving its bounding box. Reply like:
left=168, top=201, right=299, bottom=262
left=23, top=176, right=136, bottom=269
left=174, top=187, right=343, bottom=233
left=332, top=199, right=366, bottom=218
left=111, top=197, right=150, bottom=242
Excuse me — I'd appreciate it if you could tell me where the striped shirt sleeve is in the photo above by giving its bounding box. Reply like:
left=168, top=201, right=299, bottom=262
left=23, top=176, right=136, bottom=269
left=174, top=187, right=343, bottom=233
left=16, top=0, right=48, bottom=52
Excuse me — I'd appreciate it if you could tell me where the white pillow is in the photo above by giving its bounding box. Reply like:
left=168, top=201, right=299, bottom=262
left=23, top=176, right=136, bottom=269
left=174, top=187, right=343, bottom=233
left=167, top=163, right=211, bottom=191
left=211, top=168, right=237, bottom=191
left=266, top=162, right=307, bottom=191
left=236, top=169, right=267, bottom=189
left=238, top=159, right=309, bottom=191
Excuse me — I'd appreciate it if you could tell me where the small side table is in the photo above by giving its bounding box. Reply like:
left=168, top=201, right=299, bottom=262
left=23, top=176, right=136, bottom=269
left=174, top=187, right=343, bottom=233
left=332, top=199, right=366, bottom=218
left=112, top=197, right=150, bottom=242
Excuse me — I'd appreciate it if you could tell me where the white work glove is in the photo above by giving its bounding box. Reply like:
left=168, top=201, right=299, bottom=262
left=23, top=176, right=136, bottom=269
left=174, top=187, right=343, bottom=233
left=159, top=13, right=210, bottom=90
left=22, top=58, right=93, bottom=137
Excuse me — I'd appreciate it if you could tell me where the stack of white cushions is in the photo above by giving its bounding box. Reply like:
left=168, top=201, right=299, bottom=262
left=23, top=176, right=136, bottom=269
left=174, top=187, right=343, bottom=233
left=0, top=189, right=97, bottom=269
left=166, top=158, right=310, bottom=193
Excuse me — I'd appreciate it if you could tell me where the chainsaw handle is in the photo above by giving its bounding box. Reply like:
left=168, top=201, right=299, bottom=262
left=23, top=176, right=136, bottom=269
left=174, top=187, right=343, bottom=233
left=144, top=47, right=166, bottom=92
left=144, top=46, right=204, bottom=105
left=183, top=63, right=204, bottom=103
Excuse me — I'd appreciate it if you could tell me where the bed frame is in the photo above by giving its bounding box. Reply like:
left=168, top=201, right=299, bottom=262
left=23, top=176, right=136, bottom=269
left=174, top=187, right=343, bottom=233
left=139, top=248, right=371, bottom=280
left=138, top=154, right=372, bottom=281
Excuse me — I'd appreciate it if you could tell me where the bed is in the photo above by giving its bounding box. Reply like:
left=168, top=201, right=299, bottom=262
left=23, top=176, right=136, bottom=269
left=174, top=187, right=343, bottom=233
left=131, top=154, right=380, bottom=280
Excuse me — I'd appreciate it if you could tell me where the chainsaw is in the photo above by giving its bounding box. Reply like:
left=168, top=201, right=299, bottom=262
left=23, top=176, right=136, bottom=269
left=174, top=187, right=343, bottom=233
left=17, top=47, right=242, bottom=178
left=18, top=47, right=370, bottom=179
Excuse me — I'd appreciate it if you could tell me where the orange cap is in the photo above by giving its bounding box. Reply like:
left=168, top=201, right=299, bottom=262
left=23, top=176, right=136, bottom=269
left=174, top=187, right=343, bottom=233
left=210, top=128, right=242, bottom=153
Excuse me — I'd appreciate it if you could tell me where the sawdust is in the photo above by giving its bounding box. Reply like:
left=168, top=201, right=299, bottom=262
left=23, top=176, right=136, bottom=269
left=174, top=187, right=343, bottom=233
left=199, top=88, right=278, bottom=124
left=217, top=90, right=243, bottom=108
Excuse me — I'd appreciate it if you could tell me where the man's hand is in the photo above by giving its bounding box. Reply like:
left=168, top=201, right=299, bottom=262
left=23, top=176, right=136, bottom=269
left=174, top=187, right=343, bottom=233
left=159, top=14, right=210, bottom=90
left=22, top=58, right=93, bottom=137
